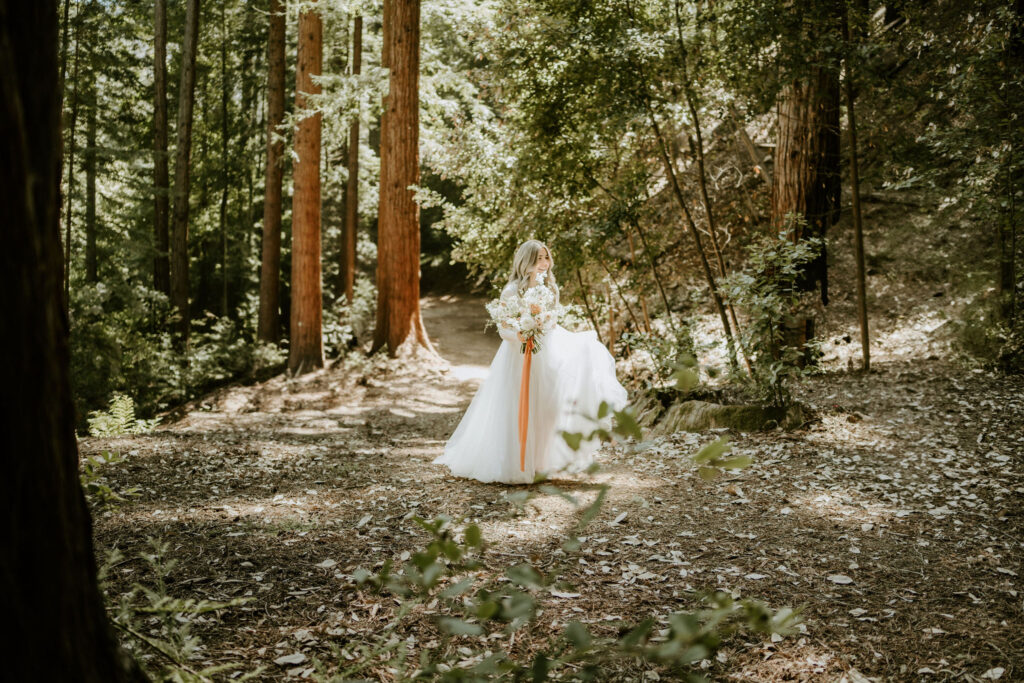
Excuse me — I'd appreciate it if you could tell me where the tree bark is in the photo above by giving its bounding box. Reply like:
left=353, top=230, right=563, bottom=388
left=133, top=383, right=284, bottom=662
left=288, top=2, right=324, bottom=373
left=84, top=86, right=97, bottom=283
left=843, top=9, right=870, bottom=371
left=64, top=10, right=81, bottom=306
left=0, top=3, right=143, bottom=679
left=153, top=0, right=170, bottom=295
left=219, top=0, right=229, bottom=318
left=372, top=0, right=435, bottom=356
left=771, top=69, right=841, bottom=306
left=170, top=0, right=201, bottom=346
left=258, top=0, right=285, bottom=342
left=341, top=15, right=362, bottom=304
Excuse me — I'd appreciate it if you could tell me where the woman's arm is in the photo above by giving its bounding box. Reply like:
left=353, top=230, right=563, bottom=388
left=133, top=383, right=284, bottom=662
left=497, top=324, right=519, bottom=343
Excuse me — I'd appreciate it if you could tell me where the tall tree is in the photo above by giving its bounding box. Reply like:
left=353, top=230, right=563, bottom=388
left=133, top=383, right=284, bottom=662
left=170, top=0, right=201, bottom=345
left=258, top=0, right=286, bottom=342
left=373, top=0, right=435, bottom=356
left=63, top=7, right=82, bottom=305
left=0, top=2, right=140, bottom=679
left=770, top=10, right=841, bottom=306
left=288, top=0, right=324, bottom=373
left=153, top=0, right=170, bottom=295
left=84, top=80, right=98, bottom=283
left=219, top=0, right=230, bottom=317
left=843, top=5, right=870, bottom=371
left=341, top=15, right=362, bottom=304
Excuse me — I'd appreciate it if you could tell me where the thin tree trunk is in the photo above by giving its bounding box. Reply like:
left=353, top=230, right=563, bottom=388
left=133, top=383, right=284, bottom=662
left=341, top=15, right=362, bottom=304
left=153, top=0, right=170, bottom=295
left=645, top=102, right=736, bottom=364
left=0, top=3, right=144, bottom=679
left=843, top=10, right=870, bottom=372
left=219, top=0, right=229, bottom=318
left=730, top=104, right=772, bottom=188
left=372, top=0, right=435, bottom=356
left=288, top=1, right=324, bottom=373
left=58, top=0, right=71, bottom=108
left=258, top=0, right=285, bottom=342
left=625, top=229, right=652, bottom=334
left=575, top=268, right=603, bottom=344
left=682, top=86, right=751, bottom=373
left=84, top=89, right=97, bottom=283
left=64, top=11, right=81, bottom=306
left=629, top=216, right=679, bottom=340
left=607, top=284, right=616, bottom=353
left=170, top=0, right=201, bottom=346
left=597, top=255, right=642, bottom=333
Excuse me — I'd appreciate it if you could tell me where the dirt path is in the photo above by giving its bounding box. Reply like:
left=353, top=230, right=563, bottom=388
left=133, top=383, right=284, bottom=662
left=86, top=296, right=1023, bottom=681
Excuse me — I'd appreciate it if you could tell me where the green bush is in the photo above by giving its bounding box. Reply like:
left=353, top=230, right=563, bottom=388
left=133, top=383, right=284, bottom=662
left=323, top=276, right=377, bottom=357
left=721, top=225, right=823, bottom=406
left=954, top=297, right=1024, bottom=374
left=316, top=407, right=799, bottom=681
left=87, top=393, right=160, bottom=437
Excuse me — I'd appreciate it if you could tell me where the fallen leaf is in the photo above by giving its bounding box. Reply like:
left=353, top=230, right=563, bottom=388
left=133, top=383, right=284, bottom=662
left=828, top=574, right=854, bottom=585
left=274, top=652, right=306, bottom=666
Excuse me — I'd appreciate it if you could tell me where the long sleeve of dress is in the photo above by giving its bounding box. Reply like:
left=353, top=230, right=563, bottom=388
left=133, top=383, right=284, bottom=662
left=497, top=283, right=520, bottom=343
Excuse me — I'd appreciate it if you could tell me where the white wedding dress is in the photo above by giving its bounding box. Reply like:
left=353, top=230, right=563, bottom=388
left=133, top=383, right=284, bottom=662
left=434, top=283, right=629, bottom=484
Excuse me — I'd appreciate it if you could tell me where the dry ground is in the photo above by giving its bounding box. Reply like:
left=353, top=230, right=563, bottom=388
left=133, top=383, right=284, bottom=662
left=85, top=293, right=1023, bottom=682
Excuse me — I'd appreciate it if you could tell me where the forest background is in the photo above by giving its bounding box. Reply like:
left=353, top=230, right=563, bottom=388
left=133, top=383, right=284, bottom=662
left=59, top=0, right=1022, bottom=426
left=3, top=0, right=1023, bottom=680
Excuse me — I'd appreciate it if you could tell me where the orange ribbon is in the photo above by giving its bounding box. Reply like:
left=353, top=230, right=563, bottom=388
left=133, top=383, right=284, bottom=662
left=517, top=337, right=534, bottom=472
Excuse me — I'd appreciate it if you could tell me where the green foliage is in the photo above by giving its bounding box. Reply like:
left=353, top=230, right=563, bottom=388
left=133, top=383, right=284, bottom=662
left=102, top=540, right=259, bottom=682
left=87, top=393, right=160, bottom=437
left=721, top=226, right=822, bottom=406
left=80, top=450, right=139, bottom=510
left=954, top=297, right=1024, bottom=374
left=321, top=405, right=796, bottom=681
left=323, top=276, right=377, bottom=357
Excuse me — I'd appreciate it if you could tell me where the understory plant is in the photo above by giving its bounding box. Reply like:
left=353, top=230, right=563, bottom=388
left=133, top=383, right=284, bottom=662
left=313, top=406, right=798, bottom=681
left=101, top=540, right=258, bottom=682
left=721, top=226, right=824, bottom=406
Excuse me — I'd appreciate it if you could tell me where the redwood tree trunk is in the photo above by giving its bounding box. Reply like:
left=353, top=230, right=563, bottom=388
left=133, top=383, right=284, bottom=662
left=170, top=0, right=201, bottom=345
left=85, top=85, right=98, bottom=283
left=771, top=68, right=841, bottom=306
left=153, top=0, right=170, bottom=295
left=258, top=0, right=286, bottom=342
left=64, top=13, right=81, bottom=306
left=288, top=2, right=324, bottom=373
left=0, top=3, right=140, bottom=679
left=373, top=0, right=435, bottom=356
left=341, top=15, right=362, bottom=304
left=219, top=0, right=229, bottom=318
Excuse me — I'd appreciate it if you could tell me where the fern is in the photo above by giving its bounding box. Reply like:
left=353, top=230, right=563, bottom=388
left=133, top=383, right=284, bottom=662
left=87, top=393, right=160, bottom=436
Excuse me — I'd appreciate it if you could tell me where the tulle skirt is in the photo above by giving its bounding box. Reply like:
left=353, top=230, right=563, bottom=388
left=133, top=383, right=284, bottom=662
left=433, top=325, right=629, bottom=484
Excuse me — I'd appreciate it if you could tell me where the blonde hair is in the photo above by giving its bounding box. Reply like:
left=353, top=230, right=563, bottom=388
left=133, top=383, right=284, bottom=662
left=508, top=239, right=559, bottom=301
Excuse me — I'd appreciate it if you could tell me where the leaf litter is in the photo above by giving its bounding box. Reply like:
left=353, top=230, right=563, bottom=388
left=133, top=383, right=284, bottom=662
left=82, top=296, right=1023, bottom=681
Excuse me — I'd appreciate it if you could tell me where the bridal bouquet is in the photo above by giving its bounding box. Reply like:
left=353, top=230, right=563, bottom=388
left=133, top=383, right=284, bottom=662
left=487, top=274, right=559, bottom=353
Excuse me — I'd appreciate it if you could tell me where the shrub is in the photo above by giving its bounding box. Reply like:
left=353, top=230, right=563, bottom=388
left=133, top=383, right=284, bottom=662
left=721, top=225, right=823, bottom=406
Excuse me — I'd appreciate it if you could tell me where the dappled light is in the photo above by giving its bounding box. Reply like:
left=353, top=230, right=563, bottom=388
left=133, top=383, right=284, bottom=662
left=4, top=0, right=1011, bottom=678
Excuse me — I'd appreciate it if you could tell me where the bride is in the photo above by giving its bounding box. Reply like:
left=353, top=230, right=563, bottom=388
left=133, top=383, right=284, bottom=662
left=433, top=240, right=628, bottom=484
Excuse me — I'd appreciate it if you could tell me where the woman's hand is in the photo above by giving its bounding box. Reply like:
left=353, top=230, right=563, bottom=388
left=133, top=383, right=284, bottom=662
left=517, top=332, right=527, bottom=343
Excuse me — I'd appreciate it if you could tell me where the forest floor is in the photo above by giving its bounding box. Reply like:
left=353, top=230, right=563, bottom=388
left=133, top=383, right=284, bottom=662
left=84, top=284, right=1024, bottom=682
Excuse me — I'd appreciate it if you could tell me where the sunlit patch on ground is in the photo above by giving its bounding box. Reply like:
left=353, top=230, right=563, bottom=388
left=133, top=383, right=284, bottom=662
left=84, top=295, right=1023, bottom=681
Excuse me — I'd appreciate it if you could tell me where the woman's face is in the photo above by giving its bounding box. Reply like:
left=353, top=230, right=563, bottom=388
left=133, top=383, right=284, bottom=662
left=533, top=247, right=551, bottom=275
